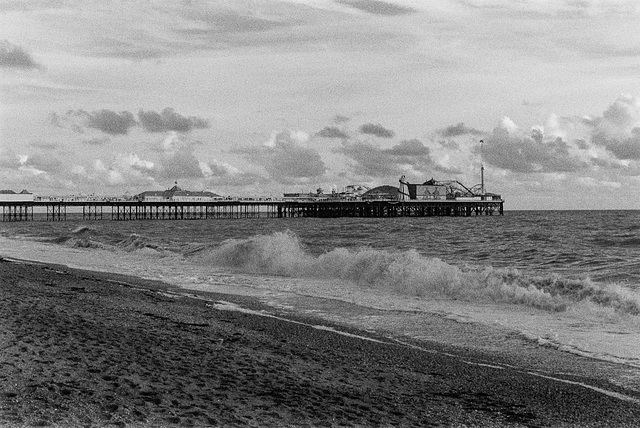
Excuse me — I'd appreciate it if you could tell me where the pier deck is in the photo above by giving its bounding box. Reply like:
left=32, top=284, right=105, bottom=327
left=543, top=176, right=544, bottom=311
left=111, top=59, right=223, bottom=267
left=1, top=199, right=503, bottom=222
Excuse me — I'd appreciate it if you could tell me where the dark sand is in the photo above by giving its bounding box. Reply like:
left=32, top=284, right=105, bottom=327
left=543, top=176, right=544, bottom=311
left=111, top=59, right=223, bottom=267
left=1, top=257, right=640, bottom=427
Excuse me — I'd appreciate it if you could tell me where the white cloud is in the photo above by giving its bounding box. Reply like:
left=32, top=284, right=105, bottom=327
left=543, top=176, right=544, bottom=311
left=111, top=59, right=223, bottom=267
left=121, top=153, right=154, bottom=171
left=107, top=169, right=124, bottom=185
left=200, top=159, right=241, bottom=177
left=159, top=131, right=181, bottom=152
left=18, top=165, right=46, bottom=176
left=499, top=117, right=518, bottom=133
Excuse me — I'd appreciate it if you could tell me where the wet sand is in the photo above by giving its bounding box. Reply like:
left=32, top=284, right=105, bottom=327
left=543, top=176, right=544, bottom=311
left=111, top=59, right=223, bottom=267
left=1, top=257, right=640, bottom=427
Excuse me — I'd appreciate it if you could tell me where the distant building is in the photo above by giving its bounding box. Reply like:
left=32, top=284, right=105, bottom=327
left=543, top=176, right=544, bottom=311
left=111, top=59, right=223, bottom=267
left=0, top=189, right=34, bottom=202
left=284, top=185, right=372, bottom=201
left=283, top=188, right=330, bottom=201
left=338, top=184, right=370, bottom=200
left=134, top=185, right=222, bottom=202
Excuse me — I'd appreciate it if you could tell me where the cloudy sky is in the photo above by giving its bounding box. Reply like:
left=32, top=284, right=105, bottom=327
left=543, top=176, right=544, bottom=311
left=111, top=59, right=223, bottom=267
left=2, top=0, right=640, bottom=209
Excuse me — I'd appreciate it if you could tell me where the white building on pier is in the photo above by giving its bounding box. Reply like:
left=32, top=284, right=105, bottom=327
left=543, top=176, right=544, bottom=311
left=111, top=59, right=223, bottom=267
left=134, top=185, right=222, bottom=202
left=0, top=189, right=34, bottom=202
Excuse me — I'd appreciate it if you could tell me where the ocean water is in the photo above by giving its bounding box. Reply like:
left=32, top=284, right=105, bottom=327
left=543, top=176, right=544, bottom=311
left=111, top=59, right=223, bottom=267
left=2, top=210, right=640, bottom=374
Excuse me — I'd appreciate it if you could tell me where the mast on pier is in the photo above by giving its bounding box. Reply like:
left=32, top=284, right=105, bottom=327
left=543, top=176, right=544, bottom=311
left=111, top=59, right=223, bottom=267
left=480, top=140, right=485, bottom=196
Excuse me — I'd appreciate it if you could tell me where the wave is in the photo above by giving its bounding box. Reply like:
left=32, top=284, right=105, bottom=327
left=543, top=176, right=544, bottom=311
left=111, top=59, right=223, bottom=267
left=620, top=237, right=640, bottom=248
left=72, top=225, right=96, bottom=235
left=41, top=225, right=104, bottom=249
left=47, top=228, right=162, bottom=253
left=591, top=235, right=640, bottom=248
left=115, top=234, right=161, bottom=252
left=195, top=231, right=640, bottom=316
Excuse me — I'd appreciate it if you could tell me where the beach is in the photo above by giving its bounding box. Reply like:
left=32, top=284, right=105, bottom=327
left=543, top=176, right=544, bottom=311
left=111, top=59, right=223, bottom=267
left=1, top=256, right=639, bottom=427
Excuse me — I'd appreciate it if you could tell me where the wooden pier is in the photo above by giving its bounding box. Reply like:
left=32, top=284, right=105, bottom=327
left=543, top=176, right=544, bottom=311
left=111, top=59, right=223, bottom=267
left=0, top=199, right=503, bottom=222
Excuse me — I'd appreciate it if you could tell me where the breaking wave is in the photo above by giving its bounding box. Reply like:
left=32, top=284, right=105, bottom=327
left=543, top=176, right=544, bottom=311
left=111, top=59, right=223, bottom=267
left=46, top=225, right=104, bottom=248
left=196, top=231, right=640, bottom=315
left=115, top=234, right=161, bottom=252
left=72, top=225, right=96, bottom=235
left=48, top=228, right=161, bottom=253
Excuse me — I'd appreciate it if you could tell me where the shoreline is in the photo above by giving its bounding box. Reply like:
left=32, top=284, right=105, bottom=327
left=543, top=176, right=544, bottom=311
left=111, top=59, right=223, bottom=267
left=1, top=256, right=640, bottom=427
left=2, top=232, right=640, bottom=372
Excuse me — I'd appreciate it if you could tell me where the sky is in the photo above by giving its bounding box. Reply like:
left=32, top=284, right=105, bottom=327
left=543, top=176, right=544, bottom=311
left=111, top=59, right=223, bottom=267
left=1, top=0, right=640, bottom=210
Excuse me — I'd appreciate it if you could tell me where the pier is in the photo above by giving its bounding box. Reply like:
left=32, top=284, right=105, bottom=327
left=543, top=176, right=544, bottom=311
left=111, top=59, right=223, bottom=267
left=0, top=199, right=503, bottom=222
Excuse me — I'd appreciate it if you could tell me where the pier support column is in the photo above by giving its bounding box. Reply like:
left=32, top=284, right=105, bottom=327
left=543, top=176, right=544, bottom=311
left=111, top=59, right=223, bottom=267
left=46, top=204, right=65, bottom=221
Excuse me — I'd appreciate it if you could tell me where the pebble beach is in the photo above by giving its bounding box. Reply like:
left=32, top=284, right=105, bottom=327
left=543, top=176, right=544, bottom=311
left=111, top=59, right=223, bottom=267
left=1, top=256, right=640, bottom=427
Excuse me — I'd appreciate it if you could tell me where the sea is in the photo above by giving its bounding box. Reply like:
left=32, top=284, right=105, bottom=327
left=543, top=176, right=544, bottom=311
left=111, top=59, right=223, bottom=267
left=2, top=210, right=640, bottom=377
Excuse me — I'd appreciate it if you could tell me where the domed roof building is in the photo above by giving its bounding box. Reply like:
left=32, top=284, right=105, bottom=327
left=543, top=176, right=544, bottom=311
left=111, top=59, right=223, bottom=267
left=362, top=185, right=399, bottom=200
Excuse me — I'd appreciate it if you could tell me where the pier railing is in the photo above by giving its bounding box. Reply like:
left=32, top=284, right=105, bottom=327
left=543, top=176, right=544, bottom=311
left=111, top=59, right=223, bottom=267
left=1, top=199, right=503, bottom=222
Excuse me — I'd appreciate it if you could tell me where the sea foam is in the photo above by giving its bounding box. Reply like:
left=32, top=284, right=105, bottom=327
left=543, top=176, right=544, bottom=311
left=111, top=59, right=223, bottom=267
left=198, top=231, right=640, bottom=316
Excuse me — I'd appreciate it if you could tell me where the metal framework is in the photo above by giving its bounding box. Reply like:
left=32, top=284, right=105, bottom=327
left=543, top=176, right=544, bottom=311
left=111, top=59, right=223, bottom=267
left=46, top=203, right=66, bottom=221
left=2, top=204, right=33, bottom=221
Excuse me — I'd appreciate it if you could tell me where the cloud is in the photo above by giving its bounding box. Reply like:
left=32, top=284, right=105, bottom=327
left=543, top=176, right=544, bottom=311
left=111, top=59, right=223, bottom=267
left=138, top=108, right=209, bottom=133
left=238, top=130, right=326, bottom=183
left=157, top=146, right=205, bottom=180
left=459, top=0, right=639, bottom=18
left=57, top=109, right=137, bottom=135
left=383, top=139, right=429, bottom=156
left=333, top=115, right=350, bottom=123
left=569, top=42, right=640, bottom=60
left=458, top=96, right=640, bottom=186
left=359, top=123, right=395, bottom=138
left=172, top=5, right=325, bottom=53
left=336, top=0, right=417, bottom=16
left=201, top=159, right=240, bottom=177
left=145, top=132, right=257, bottom=186
left=8, top=2, right=417, bottom=64
left=0, top=41, right=43, bottom=70
left=482, top=122, right=588, bottom=173
left=84, top=160, right=123, bottom=186
left=85, top=110, right=137, bottom=135
left=1, top=146, right=158, bottom=192
left=29, top=141, right=58, bottom=150
left=578, top=95, right=640, bottom=160
left=148, top=132, right=205, bottom=180
left=181, top=10, right=289, bottom=35
left=338, top=138, right=442, bottom=178
left=200, top=159, right=263, bottom=187
left=71, top=154, right=157, bottom=188
left=316, top=126, right=349, bottom=139
left=439, top=122, right=483, bottom=137
left=52, top=107, right=208, bottom=135
left=0, top=149, right=60, bottom=191
left=439, top=139, right=460, bottom=150
left=18, top=152, right=64, bottom=175
left=82, top=137, right=110, bottom=146
left=121, top=153, right=155, bottom=173
left=0, top=150, right=21, bottom=169
left=592, top=129, right=640, bottom=160
left=600, top=95, right=640, bottom=129
left=49, top=112, right=68, bottom=129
